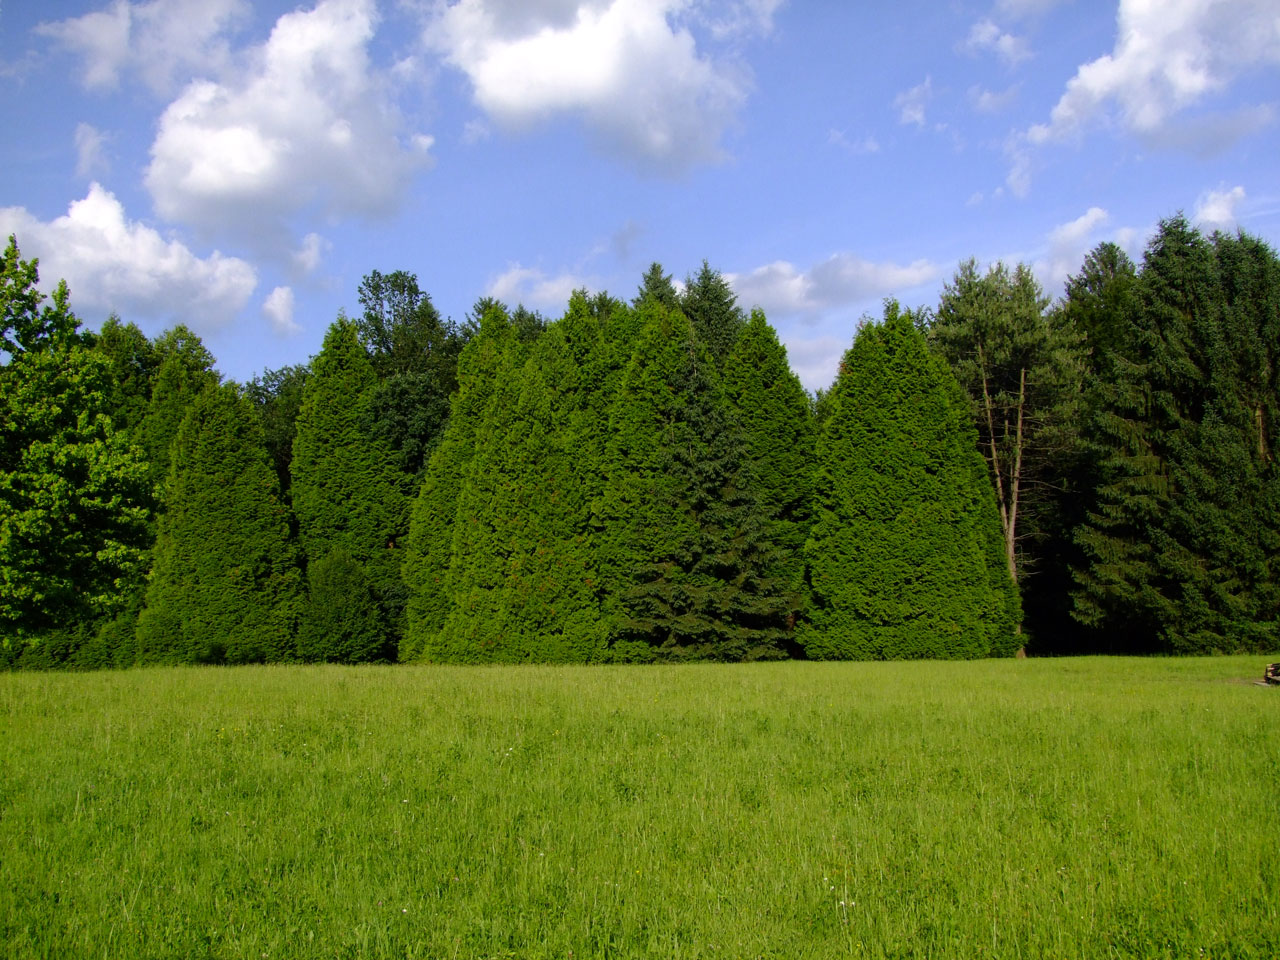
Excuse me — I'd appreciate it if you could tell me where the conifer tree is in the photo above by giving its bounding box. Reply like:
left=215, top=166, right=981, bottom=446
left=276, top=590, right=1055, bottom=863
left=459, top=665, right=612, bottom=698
left=633, top=262, right=679, bottom=310
left=681, top=260, right=745, bottom=366
left=298, top=547, right=388, bottom=663
left=800, top=303, right=1019, bottom=660
left=134, top=385, right=301, bottom=664
left=135, top=330, right=219, bottom=494
left=291, top=317, right=408, bottom=657
left=722, top=308, right=815, bottom=618
left=401, top=302, right=516, bottom=660
left=597, top=300, right=791, bottom=661
left=1074, top=219, right=1280, bottom=652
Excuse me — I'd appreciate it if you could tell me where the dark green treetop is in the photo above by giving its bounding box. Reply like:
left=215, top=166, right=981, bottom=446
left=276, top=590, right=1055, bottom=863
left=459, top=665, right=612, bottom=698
left=681, top=260, right=745, bottom=366
left=633, top=261, right=679, bottom=310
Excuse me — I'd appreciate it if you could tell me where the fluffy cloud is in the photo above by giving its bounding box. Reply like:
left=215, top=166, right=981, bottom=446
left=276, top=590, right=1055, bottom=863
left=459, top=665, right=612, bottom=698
left=1194, top=185, right=1246, bottom=233
left=146, top=0, right=431, bottom=244
left=427, top=0, right=769, bottom=173
left=488, top=263, right=588, bottom=309
left=1028, top=0, right=1280, bottom=146
left=893, top=76, right=932, bottom=128
left=74, top=123, right=108, bottom=178
left=0, top=183, right=256, bottom=330
left=777, top=333, right=845, bottom=393
left=728, top=253, right=938, bottom=317
left=261, top=286, right=301, bottom=336
left=963, top=20, right=1030, bottom=65
left=1038, top=206, right=1110, bottom=291
left=38, top=0, right=248, bottom=95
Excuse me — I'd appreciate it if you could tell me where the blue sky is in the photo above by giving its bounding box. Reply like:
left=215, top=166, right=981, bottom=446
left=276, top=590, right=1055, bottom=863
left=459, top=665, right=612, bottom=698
left=3, top=0, right=1278, bottom=390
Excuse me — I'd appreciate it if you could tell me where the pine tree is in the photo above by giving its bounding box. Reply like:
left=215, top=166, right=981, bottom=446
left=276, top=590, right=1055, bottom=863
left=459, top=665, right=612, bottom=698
left=134, top=385, right=301, bottom=664
left=681, top=260, right=745, bottom=367
left=291, top=317, right=408, bottom=658
left=135, top=330, right=219, bottom=495
left=596, top=299, right=791, bottom=661
left=633, top=262, right=679, bottom=310
left=401, top=302, right=516, bottom=660
left=299, top=547, right=388, bottom=663
left=800, top=303, right=1019, bottom=660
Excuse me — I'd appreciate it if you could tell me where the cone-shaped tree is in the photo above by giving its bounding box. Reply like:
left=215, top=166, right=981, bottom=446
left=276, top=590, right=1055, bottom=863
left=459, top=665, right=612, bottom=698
left=401, top=302, right=517, bottom=660
left=633, top=262, right=679, bottom=310
left=681, top=260, right=745, bottom=367
left=722, top=307, right=815, bottom=620
left=597, top=299, right=791, bottom=661
left=291, top=317, right=408, bottom=655
left=135, top=385, right=301, bottom=664
left=1074, top=219, right=1280, bottom=652
left=135, top=332, right=219, bottom=495
left=800, top=302, right=1019, bottom=660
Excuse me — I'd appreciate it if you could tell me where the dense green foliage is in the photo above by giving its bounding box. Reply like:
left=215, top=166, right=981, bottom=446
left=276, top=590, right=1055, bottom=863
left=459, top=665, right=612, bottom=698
left=1073, top=218, right=1280, bottom=652
left=801, top=303, right=1019, bottom=659
left=3, top=658, right=1277, bottom=958
left=134, top=386, right=301, bottom=664
left=5, top=224, right=1279, bottom=666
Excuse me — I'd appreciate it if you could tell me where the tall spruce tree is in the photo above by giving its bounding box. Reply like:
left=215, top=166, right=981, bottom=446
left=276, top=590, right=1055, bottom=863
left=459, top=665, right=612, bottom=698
left=291, top=317, right=408, bottom=659
left=800, top=303, right=1019, bottom=660
left=722, top=308, right=815, bottom=630
left=134, top=385, right=301, bottom=664
left=681, top=260, right=745, bottom=367
left=633, top=262, right=679, bottom=310
left=1073, top=218, right=1280, bottom=652
left=401, top=302, right=516, bottom=660
left=135, top=328, right=220, bottom=495
left=596, top=299, right=791, bottom=661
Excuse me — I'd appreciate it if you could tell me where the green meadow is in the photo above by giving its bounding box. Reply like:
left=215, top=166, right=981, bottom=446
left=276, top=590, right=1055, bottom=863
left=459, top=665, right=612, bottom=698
left=1, top=657, right=1277, bottom=959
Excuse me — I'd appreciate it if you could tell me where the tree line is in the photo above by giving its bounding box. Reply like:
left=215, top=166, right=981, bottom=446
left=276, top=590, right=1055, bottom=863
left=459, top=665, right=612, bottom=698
left=2, top=214, right=1277, bottom=668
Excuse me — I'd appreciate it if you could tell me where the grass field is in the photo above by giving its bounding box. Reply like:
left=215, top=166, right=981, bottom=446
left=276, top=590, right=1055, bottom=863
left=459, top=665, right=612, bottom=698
left=1, top=657, right=1277, bottom=959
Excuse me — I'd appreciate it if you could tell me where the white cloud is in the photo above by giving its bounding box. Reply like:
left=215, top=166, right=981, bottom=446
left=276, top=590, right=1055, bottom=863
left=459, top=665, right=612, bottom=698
left=728, top=253, right=938, bottom=317
left=778, top=333, right=845, bottom=393
left=74, top=123, right=108, bottom=178
left=38, top=0, right=249, bottom=95
left=1028, top=0, right=1280, bottom=147
left=262, top=286, right=301, bottom=336
left=828, top=129, right=880, bottom=155
left=146, top=0, right=430, bottom=245
left=427, top=0, right=767, bottom=173
left=893, top=76, right=932, bottom=128
left=0, top=183, right=256, bottom=330
left=1038, top=206, right=1109, bottom=290
left=963, top=19, right=1031, bottom=65
left=488, top=263, right=588, bottom=309
left=1194, top=185, right=1246, bottom=232
left=969, top=84, right=1019, bottom=113
left=292, top=233, right=331, bottom=275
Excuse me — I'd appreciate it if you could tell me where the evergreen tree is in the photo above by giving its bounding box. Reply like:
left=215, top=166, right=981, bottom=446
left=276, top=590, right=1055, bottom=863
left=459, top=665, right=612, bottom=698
left=1073, top=219, right=1280, bottom=652
left=633, top=262, right=679, bottom=310
left=91, top=315, right=160, bottom=434
left=681, top=260, right=745, bottom=366
left=135, top=328, right=219, bottom=495
left=291, top=317, right=408, bottom=657
left=800, top=303, right=1019, bottom=660
left=134, top=385, right=301, bottom=664
left=401, top=302, right=516, bottom=660
left=597, top=299, right=791, bottom=661
left=243, top=363, right=311, bottom=499
left=298, top=547, right=388, bottom=663
left=721, top=308, right=815, bottom=630
left=929, top=260, right=1087, bottom=646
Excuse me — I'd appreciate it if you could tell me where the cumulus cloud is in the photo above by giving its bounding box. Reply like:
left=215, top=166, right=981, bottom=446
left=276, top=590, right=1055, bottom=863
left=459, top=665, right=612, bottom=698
left=727, top=253, right=938, bottom=317
left=427, top=0, right=769, bottom=173
left=292, top=233, right=331, bottom=275
left=74, top=123, right=108, bottom=178
left=38, top=0, right=249, bottom=95
left=146, top=0, right=431, bottom=245
left=1038, top=206, right=1109, bottom=290
left=1028, top=0, right=1280, bottom=147
left=0, top=183, right=256, bottom=330
left=893, top=76, right=932, bottom=128
left=963, top=19, right=1030, bottom=65
left=262, top=286, right=301, bottom=336
left=488, top=263, right=588, bottom=309
left=777, top=333, right=845, bottom=393
left=1194, top=185, right=1246, bottom=232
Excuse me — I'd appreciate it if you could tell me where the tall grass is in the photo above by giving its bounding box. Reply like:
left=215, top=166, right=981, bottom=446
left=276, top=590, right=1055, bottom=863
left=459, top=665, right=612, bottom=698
left=1, top=657, right=1276, bottom=958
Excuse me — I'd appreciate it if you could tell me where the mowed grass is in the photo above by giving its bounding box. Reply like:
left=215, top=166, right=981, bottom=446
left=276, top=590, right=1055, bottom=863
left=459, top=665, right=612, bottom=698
left=1, top=658, right=1277, bottom=959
